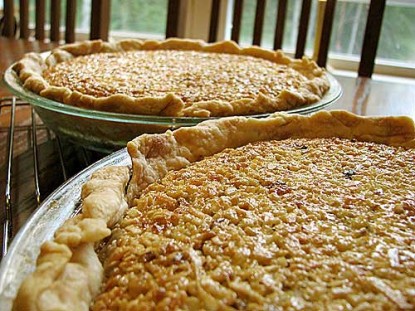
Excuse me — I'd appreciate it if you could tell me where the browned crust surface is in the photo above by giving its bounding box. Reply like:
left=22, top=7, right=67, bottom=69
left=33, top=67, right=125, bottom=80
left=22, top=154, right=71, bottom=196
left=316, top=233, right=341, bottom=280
left=13, top=39, right=330, bottom=117
left=126, top=110, right=415, bottom=203
left=12, top=166, right=130, bottom=311
left=98, top=137, right=415, bottom=310
left=12, top=111, right=415, bottom=311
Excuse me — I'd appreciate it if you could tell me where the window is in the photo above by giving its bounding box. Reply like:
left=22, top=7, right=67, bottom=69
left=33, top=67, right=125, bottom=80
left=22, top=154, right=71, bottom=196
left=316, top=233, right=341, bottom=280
left=109, top=0, right=167, bottom=39
left=236, top=0, right=415, bottom=76
left=74, top=0, right=168, bottom=40
left=378, top=1, right=415, bottom=66
left=7, top=0, right=415, bottom=77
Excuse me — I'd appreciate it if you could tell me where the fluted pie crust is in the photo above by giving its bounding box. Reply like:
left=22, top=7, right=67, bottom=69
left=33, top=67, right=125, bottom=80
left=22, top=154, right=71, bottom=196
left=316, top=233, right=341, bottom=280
left=12, top=111, right=415, bottom=310
left=13, top=38, right=330, bottom=117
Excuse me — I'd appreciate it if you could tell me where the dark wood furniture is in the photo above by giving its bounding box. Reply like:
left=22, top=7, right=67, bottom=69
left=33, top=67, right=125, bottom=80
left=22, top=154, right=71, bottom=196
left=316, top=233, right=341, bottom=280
left=208, top=0, right=387, bottom=77
left=1, top=0, right=110, bottom=43
left=1, top=0, right=388, bottom=78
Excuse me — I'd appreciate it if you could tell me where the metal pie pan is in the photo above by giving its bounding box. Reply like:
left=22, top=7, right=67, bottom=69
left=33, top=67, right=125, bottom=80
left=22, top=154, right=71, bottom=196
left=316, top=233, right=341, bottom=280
left=0, top=148, right=130, bottom=311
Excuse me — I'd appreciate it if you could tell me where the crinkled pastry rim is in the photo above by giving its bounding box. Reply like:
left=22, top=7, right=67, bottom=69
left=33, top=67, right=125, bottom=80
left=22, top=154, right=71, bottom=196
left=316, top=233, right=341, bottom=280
left=13, top=38, right=330, bottom=117
left=12, top=110, right=415, bottom=310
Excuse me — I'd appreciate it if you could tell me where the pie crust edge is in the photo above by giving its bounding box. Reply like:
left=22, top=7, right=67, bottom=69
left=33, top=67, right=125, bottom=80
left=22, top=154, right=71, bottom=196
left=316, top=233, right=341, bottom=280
left=12, top=38, right=330, bottom=117
left=12, top=110, right=415, bottom=311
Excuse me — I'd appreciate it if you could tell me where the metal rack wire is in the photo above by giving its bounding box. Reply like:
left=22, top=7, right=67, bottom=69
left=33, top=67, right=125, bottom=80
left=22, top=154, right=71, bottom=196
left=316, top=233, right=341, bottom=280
left=0, top=96, right=104, bottom=258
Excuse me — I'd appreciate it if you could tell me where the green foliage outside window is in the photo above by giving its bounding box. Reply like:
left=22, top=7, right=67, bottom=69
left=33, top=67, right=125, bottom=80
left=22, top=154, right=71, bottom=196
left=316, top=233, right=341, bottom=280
left=109, top=0, right=167, bottom=35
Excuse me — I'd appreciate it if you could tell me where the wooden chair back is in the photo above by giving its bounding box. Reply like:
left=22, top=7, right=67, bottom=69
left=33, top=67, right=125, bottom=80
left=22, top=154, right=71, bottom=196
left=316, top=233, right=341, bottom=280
left=1, top=0, right=111, bottom=43
left=207, top=0, right=386, bottom=78
left=1, top=0, right=386, bottom=77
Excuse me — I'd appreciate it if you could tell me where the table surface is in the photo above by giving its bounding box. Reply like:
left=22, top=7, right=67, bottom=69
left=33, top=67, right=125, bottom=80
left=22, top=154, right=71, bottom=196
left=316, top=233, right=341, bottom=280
left=0, top=37, right=415, bottom=248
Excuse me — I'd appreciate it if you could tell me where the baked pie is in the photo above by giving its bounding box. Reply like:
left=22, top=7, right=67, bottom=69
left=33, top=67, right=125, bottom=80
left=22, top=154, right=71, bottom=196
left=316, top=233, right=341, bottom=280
left=13, top=39, right=330, bottom=117
left=12, top=111, right=415, bottom=310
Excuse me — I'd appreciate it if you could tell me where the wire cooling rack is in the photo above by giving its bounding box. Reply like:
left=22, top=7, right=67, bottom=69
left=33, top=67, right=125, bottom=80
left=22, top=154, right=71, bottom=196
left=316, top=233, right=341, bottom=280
left=0, top=96, right=106, bottom=258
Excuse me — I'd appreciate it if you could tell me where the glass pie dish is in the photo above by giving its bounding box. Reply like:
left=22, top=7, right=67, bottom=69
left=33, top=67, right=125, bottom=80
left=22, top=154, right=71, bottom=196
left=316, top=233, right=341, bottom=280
left=3, top=62, right=342, bottom=153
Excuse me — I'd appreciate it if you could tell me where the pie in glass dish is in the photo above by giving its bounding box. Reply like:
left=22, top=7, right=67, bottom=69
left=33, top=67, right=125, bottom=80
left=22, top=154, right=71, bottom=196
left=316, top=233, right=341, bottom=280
left=12, top=111, right=415, bottom=310
left=13, top=38, right=330, bottom=117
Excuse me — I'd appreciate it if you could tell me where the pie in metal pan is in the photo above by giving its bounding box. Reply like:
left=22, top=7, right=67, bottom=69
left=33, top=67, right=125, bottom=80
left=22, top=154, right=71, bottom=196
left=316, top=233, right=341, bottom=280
left=2, top=110, right=414, bottom=310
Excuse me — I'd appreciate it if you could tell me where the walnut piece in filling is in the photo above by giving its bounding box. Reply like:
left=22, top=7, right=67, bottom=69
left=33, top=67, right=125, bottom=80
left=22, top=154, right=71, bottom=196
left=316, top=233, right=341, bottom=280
left=94, top=138, right=415, bottom=310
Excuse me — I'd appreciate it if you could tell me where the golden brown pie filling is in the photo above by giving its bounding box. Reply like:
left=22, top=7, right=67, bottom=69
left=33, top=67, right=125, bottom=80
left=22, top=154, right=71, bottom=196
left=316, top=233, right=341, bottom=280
left=43, top=50, right=315, bottom=104
left=14, top=39, right=330, bottom=117
left=94, top=138, right=415, bottom=310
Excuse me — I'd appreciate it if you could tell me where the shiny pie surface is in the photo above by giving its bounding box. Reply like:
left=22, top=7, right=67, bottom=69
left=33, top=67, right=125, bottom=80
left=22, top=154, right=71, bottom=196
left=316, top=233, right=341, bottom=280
left=93, top=137, right=415, bottom=310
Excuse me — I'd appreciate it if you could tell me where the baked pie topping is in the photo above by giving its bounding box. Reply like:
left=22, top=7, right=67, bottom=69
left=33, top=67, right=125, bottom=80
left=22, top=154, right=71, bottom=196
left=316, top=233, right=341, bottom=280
left=14, top=39, right=331, bottom=117
left=11, top=111, right=415, bottom=311
left=43, top=50, right=317, bottom=105
left=93, top=138, right=415, bottom=310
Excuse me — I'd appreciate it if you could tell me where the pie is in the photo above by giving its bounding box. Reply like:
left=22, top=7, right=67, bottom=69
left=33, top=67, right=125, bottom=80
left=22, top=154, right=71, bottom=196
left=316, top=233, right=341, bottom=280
left=13, top=39, right=330, bottom=117
left=12, top=111, right=415, bottom=310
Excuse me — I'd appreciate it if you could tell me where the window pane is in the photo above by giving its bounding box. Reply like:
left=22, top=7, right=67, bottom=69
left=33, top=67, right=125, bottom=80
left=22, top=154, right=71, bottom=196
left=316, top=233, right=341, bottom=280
left=237, top=0, right=415, bottom=68
left=77, top=0, right=92, bottom=32
left=329, top=0, right=415, bottom=66
left=330, top=1, right=368, bottom=57
left=109, top=0, right=167, bottom=37
left=239, top=0, right=318, bottom=55
left=239, top=0, right=256, bottom=45
left=378, top=3, right=415, bottom=64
